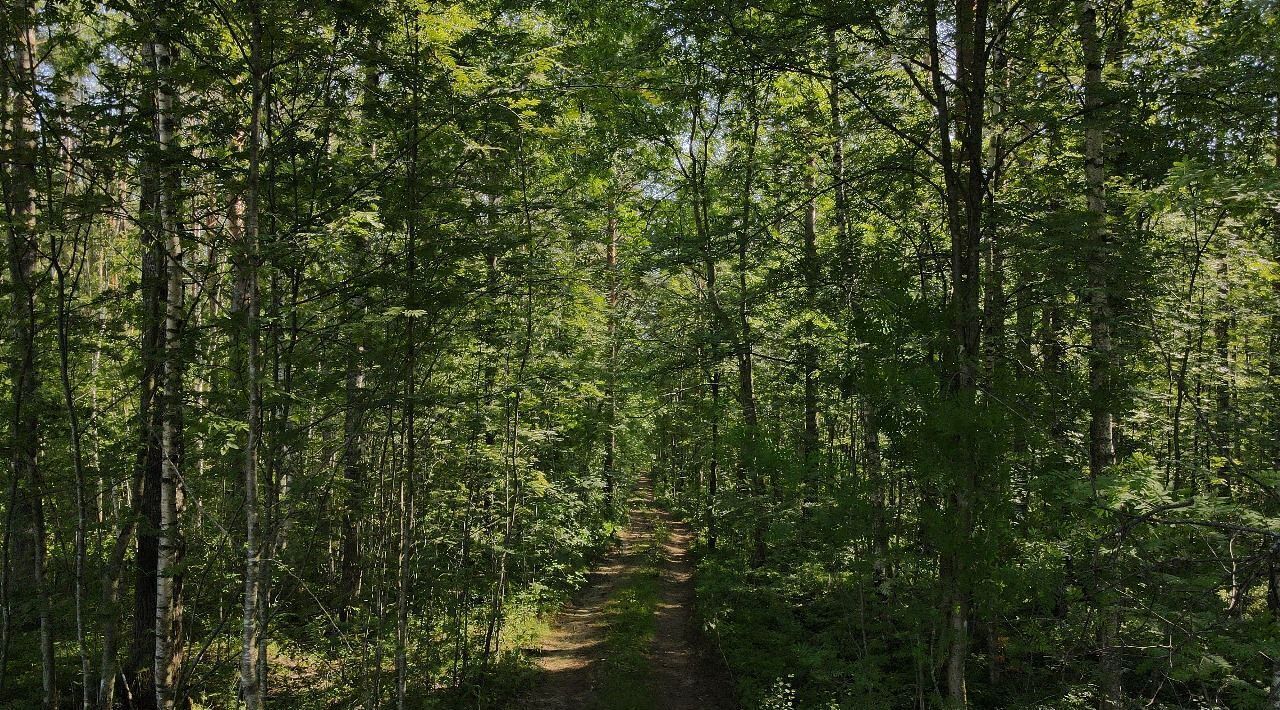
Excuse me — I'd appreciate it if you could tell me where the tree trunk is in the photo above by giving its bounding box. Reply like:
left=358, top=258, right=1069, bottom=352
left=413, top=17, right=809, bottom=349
left=1213, top=258, right=1232, bottom=495
left=98, top=502, right=141, bottom=708
left=735, top=77, right=766, bottom=565
left=1268, top=76, right=1280, bottom=710
left=1269, top=546, right=1280, bottom=709
left=604, top=203, right=619, bottom=507
left=338, top=57, right=380, bottom=625
left=339, top=283, right=367, bottom=623
left=1079, top=2, right=1126, bottom=704
left=151, top=28, right=185, bottom=710
left=707, top=365, right=720, bottom=552
left=53, top=175, right=93, bottom=710
left=826, top=25, right=849, bottom=259
left=1, top=55, right=13, bottom=693
left=239, top=13, right=267, bottom=707
left=5, top=2, right=54, bottom=704
left=101, top=160, right=152, bottom=702
left=130, top=34, right=168, bottom=710
left=801, top=154, right=820, bottom=517
left=926, top=0, right=989, bottom=701
left=1080, top=0, right=1117, bottom=482
left=396, top=15, right=422, bottom=705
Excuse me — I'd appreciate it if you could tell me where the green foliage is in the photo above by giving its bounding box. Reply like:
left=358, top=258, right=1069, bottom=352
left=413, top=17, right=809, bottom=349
left=3, top=0, right=1280, bottom=707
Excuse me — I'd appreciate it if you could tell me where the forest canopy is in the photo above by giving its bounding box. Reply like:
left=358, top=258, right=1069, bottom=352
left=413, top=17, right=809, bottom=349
left=2, top=0, right=1279, bottom=707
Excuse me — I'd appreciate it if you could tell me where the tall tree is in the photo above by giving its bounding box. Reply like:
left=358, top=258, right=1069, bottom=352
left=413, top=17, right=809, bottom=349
left=4, top=0, right=53, bottom=704
left=238, top=3, right=267, bottom=705
left=149, top=16, right=185, bottom=708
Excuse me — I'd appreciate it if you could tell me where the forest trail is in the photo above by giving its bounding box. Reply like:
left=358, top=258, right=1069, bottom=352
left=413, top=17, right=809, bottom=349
left=524, top=481, right=736, bottom=709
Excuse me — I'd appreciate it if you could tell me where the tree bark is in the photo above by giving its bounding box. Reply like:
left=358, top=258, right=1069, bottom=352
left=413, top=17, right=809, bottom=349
left=339, top=276, right=367, bottom=623
left=604, top=201, right=619, bottom=508
left=734, top=77, right=766, bottom=565
left=1213, top=258, right=1232, bottom=495
left=707, top=365, right=720, bottom=552
left=338, top=56, right=380, bottom=625
left=396, top=14, right=422, bottom=705
left=801, top=154, right=820, bottom=517
left=130, top=34, right=167, bottom=710
left=1080, top=0, right=1117, bottom=482
left=826, top=25, right=849, bottom=260
left=150, top=27, right=185, bottom=710
left=1079, top=3, right=1126, bottom=704
left=52, top=173, right=93, bottom=710
left=0, top=54, right=10, bottom=696
left=5, top=2, right=54, bottom=704
left=925, top=0, right=989, bottom=701
left=239, top=11, right=267, bottom=707
left=1268, top=73, right=1280, bottom=710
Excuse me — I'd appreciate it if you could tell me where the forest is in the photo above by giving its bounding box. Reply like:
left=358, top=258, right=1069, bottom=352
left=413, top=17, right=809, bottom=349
left=2, top=0, right=1279, bottom=707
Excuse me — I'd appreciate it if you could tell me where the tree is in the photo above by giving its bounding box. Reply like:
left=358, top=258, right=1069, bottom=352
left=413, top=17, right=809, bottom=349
left=4, top=0, right=54, bottom=704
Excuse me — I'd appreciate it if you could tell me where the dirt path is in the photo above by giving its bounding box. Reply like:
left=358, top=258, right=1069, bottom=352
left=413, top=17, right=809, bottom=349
left=524, top=483, right=735, bottom=709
